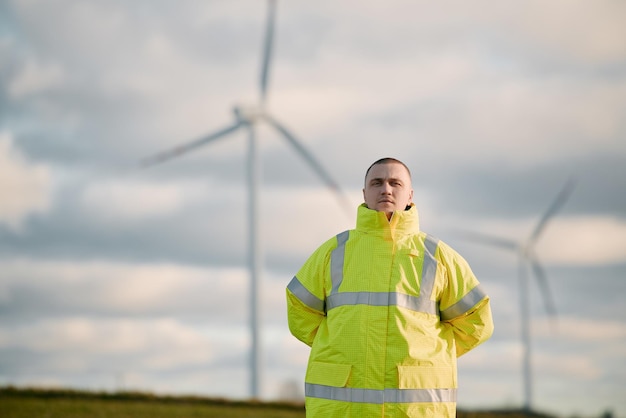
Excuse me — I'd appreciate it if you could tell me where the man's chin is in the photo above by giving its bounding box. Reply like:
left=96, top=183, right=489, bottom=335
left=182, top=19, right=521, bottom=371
left=376, top=203, right=396, bottom=213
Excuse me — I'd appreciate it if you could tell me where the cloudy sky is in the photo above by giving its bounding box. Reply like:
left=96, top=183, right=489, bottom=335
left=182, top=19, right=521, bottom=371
left=1, top=0, right=625, bottom=416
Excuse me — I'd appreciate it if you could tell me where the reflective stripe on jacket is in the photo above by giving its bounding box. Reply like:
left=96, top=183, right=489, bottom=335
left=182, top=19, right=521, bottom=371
left=286, top=204, right=494, bottom=417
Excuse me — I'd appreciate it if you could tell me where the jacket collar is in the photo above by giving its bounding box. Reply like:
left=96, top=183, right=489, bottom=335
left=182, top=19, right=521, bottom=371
left=356, top=203, right=420, bottom=238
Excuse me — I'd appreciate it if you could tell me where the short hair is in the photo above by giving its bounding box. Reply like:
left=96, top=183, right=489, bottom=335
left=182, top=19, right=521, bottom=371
left=364, top=158, right=411, bottom=185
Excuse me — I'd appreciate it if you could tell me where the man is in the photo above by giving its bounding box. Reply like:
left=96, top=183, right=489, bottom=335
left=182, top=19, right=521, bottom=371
left=286, top=157, right=494, bottom=417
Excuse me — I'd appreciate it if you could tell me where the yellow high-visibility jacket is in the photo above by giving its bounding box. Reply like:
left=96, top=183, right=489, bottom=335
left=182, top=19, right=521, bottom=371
left=286, top=204, right=494, bottom=417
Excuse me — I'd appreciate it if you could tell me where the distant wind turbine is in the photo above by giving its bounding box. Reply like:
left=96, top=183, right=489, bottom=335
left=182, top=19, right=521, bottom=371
left=138, top=0, right=351, bottom=399
left=459, top=179, right=575, bottom=412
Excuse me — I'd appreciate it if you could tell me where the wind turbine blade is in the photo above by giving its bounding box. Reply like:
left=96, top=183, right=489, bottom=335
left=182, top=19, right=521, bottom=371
left=138, top=122, right=243, bottom=168
left=259, top=0, right=277, bottom=105
left=529, top=177, right=576, bottom=244
left=262, top=114, right=353, bottom=216
left=454, top=229, right=518, bottom=252
left=529, top=255, right=558, bottom=332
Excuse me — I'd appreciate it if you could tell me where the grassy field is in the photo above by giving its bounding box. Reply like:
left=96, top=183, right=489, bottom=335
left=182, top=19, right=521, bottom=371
left=0, top=386, right=557, bottom=418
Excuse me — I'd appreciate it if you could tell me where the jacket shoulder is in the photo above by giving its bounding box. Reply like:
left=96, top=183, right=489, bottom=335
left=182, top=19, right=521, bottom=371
left=298, top=230, right=352, bottom=270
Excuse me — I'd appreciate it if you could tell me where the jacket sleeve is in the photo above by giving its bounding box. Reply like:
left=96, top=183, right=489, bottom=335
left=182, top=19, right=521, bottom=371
left=437, top=241, right=494, bottom=357
left=286, top=237, right=335, bottom=347
left=286, top=287, right=324, bottom=347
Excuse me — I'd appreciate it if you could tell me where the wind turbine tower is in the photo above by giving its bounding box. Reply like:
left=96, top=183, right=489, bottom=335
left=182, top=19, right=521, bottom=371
left=138, top=0, right=352, bottom=399
left=461, top=179, right=575, bottom=411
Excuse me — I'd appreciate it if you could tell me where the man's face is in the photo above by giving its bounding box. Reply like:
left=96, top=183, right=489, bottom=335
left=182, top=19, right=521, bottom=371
left=363, top=162, right=413, bottom=218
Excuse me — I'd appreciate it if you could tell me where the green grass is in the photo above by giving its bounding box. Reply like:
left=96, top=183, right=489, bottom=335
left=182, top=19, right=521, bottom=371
left=0, top=387, right=305, bottom=418
left=0, top=397, right=305, bottom=418
left=0, top=386, right=557, bottom=418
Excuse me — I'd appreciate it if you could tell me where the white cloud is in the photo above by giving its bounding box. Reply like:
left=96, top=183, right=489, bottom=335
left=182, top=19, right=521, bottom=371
left=0, top=317, right=214, bottom=369
left=537, top=216, right=626, bottom=265
left=0, top=133, right=52, bottom=230
left=534, top=316, right=626, bottom=342
left=271, top=47, right=478, bottom=134
left=79, top=179, right=210, bottom=222
left=260, top=186, right=358, bottom=259
left=535, top=350, right=603, bottom=380
left=316, top=0, right=626, bottom=65
left=461, top=338, right=517, bottom=367
left=8, top=57, right=65, bottom=98
left=465, top=79, right=626, bottom=162
left=469, top=215, right=626, bottom=266
left=0, top=258, right=251, bottom=318
left=512, top=0, right=626, bottom=63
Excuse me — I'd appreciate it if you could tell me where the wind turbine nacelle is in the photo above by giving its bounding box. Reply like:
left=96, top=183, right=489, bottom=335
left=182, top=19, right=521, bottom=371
left=233, top=105, right=265, bottom=124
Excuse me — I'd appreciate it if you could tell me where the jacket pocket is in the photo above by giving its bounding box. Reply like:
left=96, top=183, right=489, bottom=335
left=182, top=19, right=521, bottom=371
left=397, top=364, right=456, bottom=389
left=306, top=361, right=352, bottom=387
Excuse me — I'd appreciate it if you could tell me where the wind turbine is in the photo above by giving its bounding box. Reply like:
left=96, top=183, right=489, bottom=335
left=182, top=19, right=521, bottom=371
left=459, top=179, right=575, bottom=412
left=138, top=0, right=352, bottom=399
